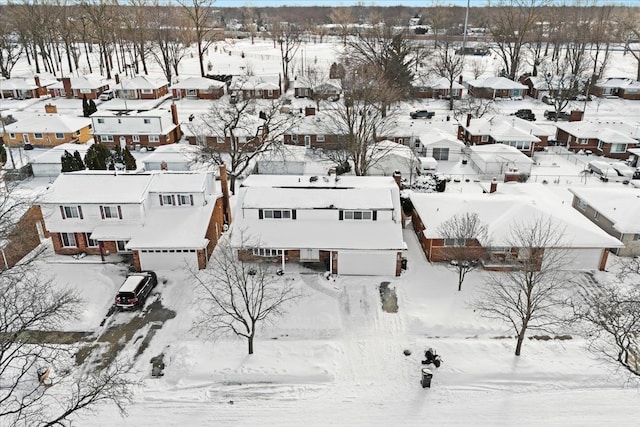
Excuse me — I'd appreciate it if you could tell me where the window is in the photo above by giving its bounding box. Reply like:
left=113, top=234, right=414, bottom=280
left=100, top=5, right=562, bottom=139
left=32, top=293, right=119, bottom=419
left=317, top=134, right=325, bottom=142
left=252, top=248, right=285, bottom=257
left=143, top=118, right=151, bottom=124
left=397, top=138, right=404, bottom=144
left=85, top=233, right=98, bottom=247
left=60, top=232, right=77, bottom=247
left=9, top=133, right=15, bottom=139
left=160, top=194, right=174, bottom=206
left=481, top=135, right=489, bottom=142
left=97, top=118, right=105, bottom=124
left=256, top=89, right=263, bottom=97
left=291, top=134, right=298, bottom=142
left=594, top=211, right=599, bottom=221
left=267, top=89, right=274, bottom=97
left=343, top=210, right=373, bottom=220
left=132, top=135, right=140, bottom=142
left=610, top=143, right=627, bottom=154
left=101, top=205, right=121, bottom=219
left=578, top=138, right=589, bottom=145
left=597, top=141, right=604, bottom=151
left=55, top=133, right=64, bottom=139
left=141, top=89, right=153, bottom=94
left=432, top=148, right=449, bottom=161
left=100, top=135, right=114, bottom=142
left=263, top=209, right=291, bottom=219
left=503, top=140, right=531, bottom=150
left=577, top=199, right=587, bottom=211
left=34, top=133, right=43, bottom=139
left=61, top=205, right=81, bottom=219
left=187, top=89, right=197, bottom=96
left=444, top=238, right=467, bottom=246
left=116, top=240, right=129, bottom=252
left=178, top=194, right=193, bottom=205
left=149, top=135, right=160, bottom=143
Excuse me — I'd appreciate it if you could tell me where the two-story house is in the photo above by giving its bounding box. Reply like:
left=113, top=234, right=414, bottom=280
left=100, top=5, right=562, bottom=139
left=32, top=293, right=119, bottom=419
left=554, top=121, right=639, bottom=160
left=457, top=115, right=550, bottom=156
left=229, top=75, right=281, bottom=101
left=2, top=111, right=93, bottom=148
left=117, top=75, right=169, bottom=100
left=232, top=174, right=406, bottom=276
left=91, top=104, right=181, bottom=149
left=466, top=77, right=528, bottom=100
left=171, top=77, right=225, bottom=100
left=38, top=167, right=232, bottom=271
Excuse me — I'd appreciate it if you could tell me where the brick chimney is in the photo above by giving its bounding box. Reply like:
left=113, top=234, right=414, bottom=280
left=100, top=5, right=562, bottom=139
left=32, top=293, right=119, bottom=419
left=466, top=113, right=472, bottom=127
left=489, top=178, right=498, bottom=193
left=569, top=110, right=584, bottom=122
left=219, top=164, right=232, bottom=225
left=61, top=77, right=72, bottom=99
left=304, top=106, right=316, bottom=116
left=34, top=76, right=41, bottom=87
left=392, top=170, right=402, bottom=189
left=170, top=103, right=179, bottom=125
left=44, top=104, right=57, bottom=114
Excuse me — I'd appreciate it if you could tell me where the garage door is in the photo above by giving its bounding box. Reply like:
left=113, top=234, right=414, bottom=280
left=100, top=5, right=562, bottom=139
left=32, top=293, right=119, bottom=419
left=544, top=248, right=603, bottom=271
left=138, top=249, right=199, bottom=271
left=337, top=251, right=397, bottom=276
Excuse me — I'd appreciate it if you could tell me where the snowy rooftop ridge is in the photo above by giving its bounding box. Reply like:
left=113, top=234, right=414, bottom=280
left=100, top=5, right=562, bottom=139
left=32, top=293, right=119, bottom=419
left=568, top=187, right=640, bottom=234
left=3, top=114, right=92, bottom=133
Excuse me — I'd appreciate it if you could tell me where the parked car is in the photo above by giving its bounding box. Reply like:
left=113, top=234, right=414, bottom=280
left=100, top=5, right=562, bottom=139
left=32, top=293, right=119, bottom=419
left=587, top=160, right=634, bottom=182
left=512, top=109, right=536, bottom=121
left=99, top=89, right=115, bottom=101
left=544, top=110, right=570, bottom=121
left=410, top=110, right=435, bottom=119
left=114, top=271, right=158, bottom=310
left=23, top=143, right=34, bottom=150
left=541, top=95, right=555, bottom=105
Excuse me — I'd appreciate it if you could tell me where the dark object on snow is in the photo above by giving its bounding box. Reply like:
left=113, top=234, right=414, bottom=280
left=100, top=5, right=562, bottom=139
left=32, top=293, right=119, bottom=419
left=421, top=348, right=443, bottom=368
left=401, top=258, right=408, bottom=270
left=150, top=354, right=165, bottom=377
left=276, top=268, right=284, bottom=276
left=421, top=368, right=433, bottom=388
left=403, top=349, right=412, bottom=356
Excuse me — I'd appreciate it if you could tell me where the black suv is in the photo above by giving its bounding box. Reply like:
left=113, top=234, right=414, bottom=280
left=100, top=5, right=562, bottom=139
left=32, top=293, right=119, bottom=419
left=544, top=110, right=570, bottom=121
left=115, top=271, right=158, bottom=310
left=410, top=110, right=435, bottom=119
left=512, top=109, right=536, bottom=121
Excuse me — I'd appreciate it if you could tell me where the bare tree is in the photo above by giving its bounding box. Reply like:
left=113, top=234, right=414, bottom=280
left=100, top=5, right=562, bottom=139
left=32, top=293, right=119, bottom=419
left=572, top=276, right=640, bottom=379
left=424, top=2, right=454, bottom=49
left=149, top=3, right=190, bottom=82
left=429, top=37, right=464, bottom=110
left=192, top=234, right=298, bottom=355
left=619, top=8, right=640, bottom=81
left=437, top=212, right=488, bottom=292
left=470, top=217, right=571, bottom=356
left=588, top=5, right=615, bottom=80
left=489, top=0, right=548, bottom=80
left=179, top=0, right=217, bottom=77
left=194, top=94, right=295, bottom=194
left=539, top=52, right=590, bottom=121
left=453, top=95, right=496, bottom=121
left=329, top=7, right=353, bottom=46
left=271, top=21, right=302, bottom=92
left=469, top=58, right=487, bottom=80
left=0, top=21, right=23, bottom=79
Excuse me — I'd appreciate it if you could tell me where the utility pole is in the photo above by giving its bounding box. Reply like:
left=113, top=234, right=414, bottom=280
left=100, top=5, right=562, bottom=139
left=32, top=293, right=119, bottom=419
left=462, top=0, right=470, bottom=58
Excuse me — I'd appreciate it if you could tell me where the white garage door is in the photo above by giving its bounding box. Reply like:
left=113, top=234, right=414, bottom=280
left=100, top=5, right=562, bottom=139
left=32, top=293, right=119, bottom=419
left=337, top=251, right=397, bottom=276
left=138, top=250, right=199, bottom=271
left=544, top=248, right=603, bottom=271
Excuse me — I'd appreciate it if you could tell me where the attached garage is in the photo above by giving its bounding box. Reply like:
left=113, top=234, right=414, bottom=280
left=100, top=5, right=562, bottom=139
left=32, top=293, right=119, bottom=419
left=544, top=248, right=605, bottom=271
left=137, top=249, right=199, bottom=271
left=337, top=251, right=398, bottom=276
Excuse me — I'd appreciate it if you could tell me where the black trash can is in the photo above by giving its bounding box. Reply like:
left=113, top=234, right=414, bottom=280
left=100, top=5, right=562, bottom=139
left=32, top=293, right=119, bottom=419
left=421, top=368, right=433, bottom=388
left=401, top=258, right=408, bottom=270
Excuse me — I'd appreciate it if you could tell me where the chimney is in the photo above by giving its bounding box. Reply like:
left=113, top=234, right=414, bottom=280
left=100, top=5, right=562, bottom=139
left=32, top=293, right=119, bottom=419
left=569, top=110, right=584, bottom=122
left=489, top=178, right=498, bottom=193
left=304, top=106, right=316, bottom=116
left=34, top=76, right=43, bottom=98
left=458, top=75, right=463, bottom=84
left=466, top=113, right=472, bottom=127
left=219, top=164, right=232, bottom=225
left=170, top=102, right=179, bottom=125
left=115, top=74, right=120, bottom=84
left=62, top=77, right=72, bottom=99
left=34, top=76, right=41, bottom=87
left=44, top=104, right=57, bottom=114
left=392, top=170, right=402, bottom=189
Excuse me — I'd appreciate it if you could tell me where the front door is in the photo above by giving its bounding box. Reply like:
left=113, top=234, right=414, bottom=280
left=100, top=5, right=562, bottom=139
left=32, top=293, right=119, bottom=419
left=119, top=136, right=126, bottom=149
left=22, top=134, right=30, bottom=144
left=304, top=135, right=311, bottom=148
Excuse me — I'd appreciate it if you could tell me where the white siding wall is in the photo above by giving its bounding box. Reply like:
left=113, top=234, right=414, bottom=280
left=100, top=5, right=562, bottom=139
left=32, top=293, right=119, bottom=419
left=147, top=191, right=205, bottom=208
left=41, top=203, right=145, bottom=232
left=92, top=113, right=173, bottom=134
left=241, top=208, right=395, bottom=221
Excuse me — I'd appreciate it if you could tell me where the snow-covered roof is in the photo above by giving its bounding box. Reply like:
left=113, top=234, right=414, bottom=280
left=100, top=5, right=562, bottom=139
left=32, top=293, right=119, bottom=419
left=464, top=115, right=544, bottom=143
left=242, top=187, right=394, bottom=210
left=468, top=144, right=535, bottom=164
left=29, top=142, right=93, bottom=165
left=91, top=108, right=172, bottom=119
left=119, top=75, right=169, bottom=90
left=370, top=140, right=417, bottom=162
left=241, top=174, right=399, bottom=190
left=410, top=191, right=623, bottom=248
left=314, top=79, right=342, bottom=92
left=41, top=172, right=153, bottom=204
left=3, top=114, right=92, bottom=133
left=257, top=144, right=308, bottom=163
left=466, top=77, right=527, bottom=90
left=142, top=144, right=200, bottom=165
left=68, top=75, right=108, bottom=90
left=148, top=172, right=210, bottom=194
left=181, top=112, right=265, bottom=138
left=568, top=187, right=640, bottom=234
left=413, top=76, right=464, bottom=90
left=170, top=77, right=225, bottom=90
left=555, top=121, right=638, bottom=144
left=419, top=128, right=465, bottom=148
left=0, top=77, right=37, bottom=90
left=229, top=75, right=280, bottom=91
left=595, top=77, right=640, bottom=89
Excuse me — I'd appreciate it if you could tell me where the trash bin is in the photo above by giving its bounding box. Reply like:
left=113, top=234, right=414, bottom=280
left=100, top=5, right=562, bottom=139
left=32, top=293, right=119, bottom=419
left=421, top=368, right=433, bottom=388
left=401, top=258, right=408, bottom=270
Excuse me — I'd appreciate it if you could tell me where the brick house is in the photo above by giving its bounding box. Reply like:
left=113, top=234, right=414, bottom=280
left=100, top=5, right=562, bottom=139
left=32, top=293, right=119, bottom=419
left=282, top=112, right=345, bottom=150
left=294, top=78, right=342, bottom=100
left=412, top=76, right=463, bottom=99
left=592, top=78, right=640, bottom=100
left=183, top=113, right=267, bottom=151
left=466, top=77, right=528, bottom=99
left=38, top=167, right=232, bottom=271
left=91, top=104, right=182, bottom=149
left=0, top=77, right=41, bottom=99
left=229, top=75, right=281, bottom=100
left=51, top=75, right=110, bottom=100
left=233, top=174, right=405, bottom=276
left=409, top=187, right=623, bottom=272
left=0, top=205, right=47, bottom=270
left=569, top=187, right=640, bottom=257
left=554, top=121, right=639, bottom=160
left=2, top=110, right=93, bottom=148
left=117, top=75, right=169, bottom=100
left=171, top=77, right=225, bottom=100
left=457, top=115, right=549, bottom=156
